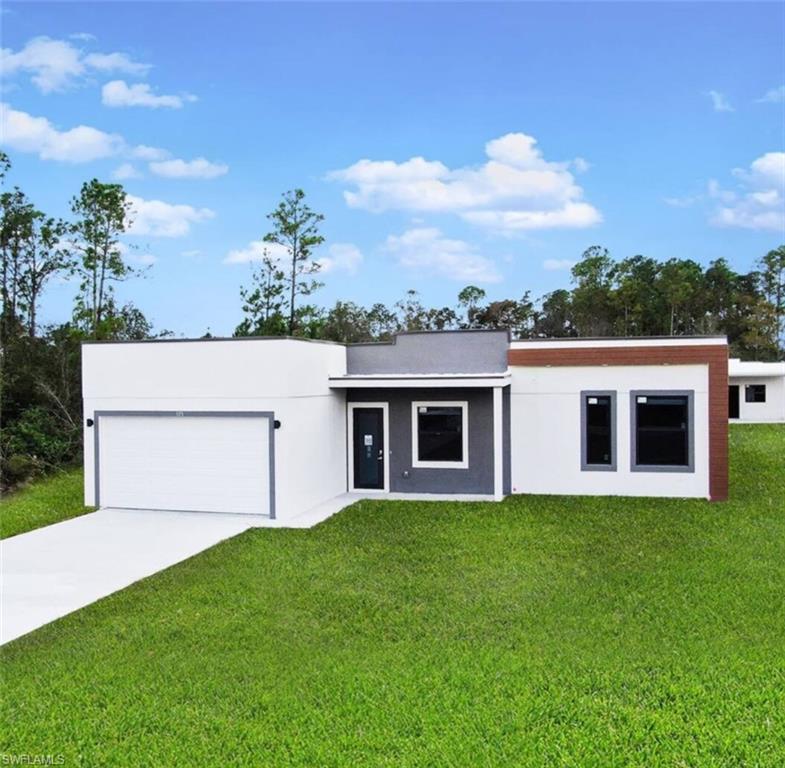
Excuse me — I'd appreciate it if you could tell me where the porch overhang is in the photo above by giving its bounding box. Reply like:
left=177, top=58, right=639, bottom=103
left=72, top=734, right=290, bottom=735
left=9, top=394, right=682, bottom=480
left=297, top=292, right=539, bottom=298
left=328, top=372, right=511, bottom=389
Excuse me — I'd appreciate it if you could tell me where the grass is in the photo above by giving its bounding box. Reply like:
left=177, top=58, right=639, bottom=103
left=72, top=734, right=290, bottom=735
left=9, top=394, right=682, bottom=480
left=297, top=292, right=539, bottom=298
left=0, top=468, right=93, bottom=539
left=2, top=424, right=784, bottom=766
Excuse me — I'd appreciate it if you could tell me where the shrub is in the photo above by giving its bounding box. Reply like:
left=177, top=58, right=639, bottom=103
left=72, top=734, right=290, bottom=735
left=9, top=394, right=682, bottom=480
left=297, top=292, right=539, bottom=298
left=2, top=453, right=40, bottom=487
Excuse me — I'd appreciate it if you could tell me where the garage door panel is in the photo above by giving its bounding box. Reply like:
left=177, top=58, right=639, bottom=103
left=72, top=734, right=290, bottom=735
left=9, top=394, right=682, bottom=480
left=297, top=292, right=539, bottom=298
left=98, top=415, right=270, bottom=515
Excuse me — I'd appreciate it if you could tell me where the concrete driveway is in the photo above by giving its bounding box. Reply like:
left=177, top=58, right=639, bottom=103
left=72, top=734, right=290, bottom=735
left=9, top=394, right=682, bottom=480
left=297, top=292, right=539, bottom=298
left=1, top=508, right=255, bottom=645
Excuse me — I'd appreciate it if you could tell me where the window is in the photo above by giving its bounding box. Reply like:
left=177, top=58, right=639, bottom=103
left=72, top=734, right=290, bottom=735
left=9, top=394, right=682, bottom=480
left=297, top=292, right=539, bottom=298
left=631, top=391, right=694, bottom=472
left=412, top=401, right=468, bottom=469
left=581, top=391, right=616, bottom=471
left=745, top=384, right=766, bottom=403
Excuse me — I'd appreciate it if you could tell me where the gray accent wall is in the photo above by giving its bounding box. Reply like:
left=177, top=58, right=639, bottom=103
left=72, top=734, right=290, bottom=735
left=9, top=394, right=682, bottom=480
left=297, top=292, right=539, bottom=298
left=347, top=330, right=510, bottom=375
left=348, top=388, right=496, bottom=494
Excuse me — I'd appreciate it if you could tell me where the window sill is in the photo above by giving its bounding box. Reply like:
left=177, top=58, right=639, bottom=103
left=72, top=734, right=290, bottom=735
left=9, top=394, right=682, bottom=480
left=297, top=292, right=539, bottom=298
left=631, top=464, right=695, bottom=473
left=412, top=460, right=469, bottom=470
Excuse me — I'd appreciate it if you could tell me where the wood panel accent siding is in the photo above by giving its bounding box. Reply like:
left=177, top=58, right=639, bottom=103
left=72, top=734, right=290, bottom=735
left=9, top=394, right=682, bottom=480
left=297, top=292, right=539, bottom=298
left=508, top=344, right=729, bottom=501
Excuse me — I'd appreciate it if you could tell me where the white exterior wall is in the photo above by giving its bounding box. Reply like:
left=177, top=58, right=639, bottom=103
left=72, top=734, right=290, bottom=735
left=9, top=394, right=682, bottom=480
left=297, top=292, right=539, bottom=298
left=510, top=364, right=710, bottom=499
left=82, top=339, right=347, bottom=520
left=729, top=376, right=785, bottom=423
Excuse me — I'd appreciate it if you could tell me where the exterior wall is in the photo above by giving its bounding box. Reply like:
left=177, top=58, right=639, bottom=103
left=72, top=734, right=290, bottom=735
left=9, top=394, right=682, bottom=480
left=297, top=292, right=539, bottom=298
left=509, top=364, right=711, bottom=499
left=348, top=330, right=509, bottom=375
left=509, top=341, right=728, bottom=501
left=347, top=388, right=496, bottom=494
left=82, top=338, right=347, bottom=520
left=729, top=375, right=785, bottom=423
left=502, top=386, right=511, bottom=495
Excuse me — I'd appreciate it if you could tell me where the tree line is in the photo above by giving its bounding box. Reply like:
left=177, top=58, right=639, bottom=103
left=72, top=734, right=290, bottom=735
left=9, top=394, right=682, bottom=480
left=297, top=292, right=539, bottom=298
left=1, top=152, right=783, bottom=489
left=237, top=191, right=784, bottom=362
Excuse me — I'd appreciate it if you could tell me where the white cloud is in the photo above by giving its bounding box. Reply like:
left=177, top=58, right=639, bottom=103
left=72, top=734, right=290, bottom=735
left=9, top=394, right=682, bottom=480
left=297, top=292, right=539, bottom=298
left=126, top=195, right=215, bottom=238
left=0, top=36, right=149, bottom=93
left=543, top=258, right=577, bottom=271
left=180, top=249, right=202, bottom=259
left=112, top=162, right=142, bottom=180
left=83, top=53, right=149, bottom=75
left=329, top=132, right=601, bottom=233
left=663, top=195, right=699, bottom=208
left=224, top=240, right=362, bottom=274
left=572, top=157, right=591, bottom=174
left=0, top=104, right=223, bottom=179
left=708, top=90, right=734, bottom=112
left=102, top=80, right=196, bottom=109
left=0, top=102, right=123, bottom=162
left=130, top=251, right=157, bottom=266
left=149, top=157, right=228, bottom=179
left=69, top=33, right=96, bottom=42
left=710, top=152, right=785, bottom=232
left=756, top=85, right=785, bottom=104
left=462, top=203, right=601, bottom=231
left=317, top=243, right=363, bottom=275
left=223, top=240, right=289, bottom=265
left=114, top=241, right=156, bottom=266
left=383, top=227, right=501, bottom=283
left=132, top=144, right=170, bottom=161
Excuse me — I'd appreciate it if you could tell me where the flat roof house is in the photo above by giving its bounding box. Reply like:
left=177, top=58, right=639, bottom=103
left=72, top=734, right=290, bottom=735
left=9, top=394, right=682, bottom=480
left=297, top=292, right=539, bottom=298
left=728, top=358, right=785, bottom=423
left=82, top=331, right=730, bottom=523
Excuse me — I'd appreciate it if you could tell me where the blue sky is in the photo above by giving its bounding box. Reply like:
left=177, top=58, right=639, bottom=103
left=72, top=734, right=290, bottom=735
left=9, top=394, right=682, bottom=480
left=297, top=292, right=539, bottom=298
left=2, top=2, right=784, bottom=336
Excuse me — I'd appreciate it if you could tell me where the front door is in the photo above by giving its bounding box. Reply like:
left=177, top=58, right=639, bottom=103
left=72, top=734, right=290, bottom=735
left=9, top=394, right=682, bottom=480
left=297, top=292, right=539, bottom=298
left=729, top=385, right=740, bottom=419
left=352, top=407, right=385, bottom=490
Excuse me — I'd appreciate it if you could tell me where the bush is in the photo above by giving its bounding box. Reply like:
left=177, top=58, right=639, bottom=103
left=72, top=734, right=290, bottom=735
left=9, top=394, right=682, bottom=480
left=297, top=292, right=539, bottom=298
left=2, top=453, right=40, bottom=487
left=1, top=406, right=78, bottom=471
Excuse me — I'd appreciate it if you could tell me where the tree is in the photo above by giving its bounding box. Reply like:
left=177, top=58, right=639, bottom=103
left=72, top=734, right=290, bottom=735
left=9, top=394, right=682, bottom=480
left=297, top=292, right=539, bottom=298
left=69, top=180, right=137, bottom=339
left=534, top=289, right=575, bottom=337
left=458, top=285, right=487, bottom=328
left=263, top=189, right=324, bottom=335
left=322, top=301, right=372, bottom=343
left=570, top=246, right=615, bottom=336
left=656, top=258, right=703, bottom=335
left=424, top=306, right=459, bottom=331
left=610, top=255, right=660, bottom=336
left=17, top=210, right=70, bottom=337
left=367, top=303, right=398, bottom=341
left=759, top=245, right=785, bottom=354
left=235, top=249, right=288, bottom=337
left=1, top=187, right=29, bottom=344
left=473, top=293, right=534, bottom=337
left=395, top=290, right=430, bottom=331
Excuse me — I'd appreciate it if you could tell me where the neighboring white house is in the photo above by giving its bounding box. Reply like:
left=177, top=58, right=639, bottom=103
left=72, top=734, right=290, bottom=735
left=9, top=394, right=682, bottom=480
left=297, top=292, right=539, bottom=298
left=82, top=331, right=730, bottom=522
left=728, top=358, right=785, bottom=423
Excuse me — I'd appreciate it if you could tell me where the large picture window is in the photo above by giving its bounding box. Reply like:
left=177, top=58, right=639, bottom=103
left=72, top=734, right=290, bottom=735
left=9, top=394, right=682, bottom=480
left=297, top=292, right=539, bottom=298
left=631, top=391, right=694, bottom=472
left=412, top=401, right=468, bottom=469
left=581, top=391, right=616, bottom=471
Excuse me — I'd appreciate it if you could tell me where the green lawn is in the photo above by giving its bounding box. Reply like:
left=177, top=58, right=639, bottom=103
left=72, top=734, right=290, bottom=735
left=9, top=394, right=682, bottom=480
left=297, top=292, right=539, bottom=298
left=1, top=468, right=92, bottom=539
left=2, top=425, right=784, bottom=766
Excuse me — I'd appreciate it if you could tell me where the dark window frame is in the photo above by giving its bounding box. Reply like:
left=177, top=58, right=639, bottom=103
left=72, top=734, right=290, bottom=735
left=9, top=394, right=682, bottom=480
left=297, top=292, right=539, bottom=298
left=630, top=390, right=695, bottom=473
left=745, top=384, right=766, bottom=403
left=580, top=390, right=617, bottom=472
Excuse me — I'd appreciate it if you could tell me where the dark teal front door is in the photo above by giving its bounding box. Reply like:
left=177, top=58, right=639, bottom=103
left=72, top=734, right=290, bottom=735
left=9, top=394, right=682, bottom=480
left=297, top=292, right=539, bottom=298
left=352, top=408, right=385, bottom=489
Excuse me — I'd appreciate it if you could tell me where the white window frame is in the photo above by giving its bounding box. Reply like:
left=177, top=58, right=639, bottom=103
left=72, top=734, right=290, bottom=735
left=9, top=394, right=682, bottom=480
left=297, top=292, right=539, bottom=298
left=411, top=400, right=469, bottom=470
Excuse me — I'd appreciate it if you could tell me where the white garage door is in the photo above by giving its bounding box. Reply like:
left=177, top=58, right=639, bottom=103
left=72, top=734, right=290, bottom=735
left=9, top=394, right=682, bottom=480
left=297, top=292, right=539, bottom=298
left=97, top=414, right=271, bottom=516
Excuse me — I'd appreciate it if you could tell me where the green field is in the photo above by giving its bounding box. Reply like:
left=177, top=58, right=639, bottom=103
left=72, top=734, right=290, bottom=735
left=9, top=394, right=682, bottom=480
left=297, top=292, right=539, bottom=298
left=1, top=469, right=92, bottom=539
left=2, top=425, right=784, bottom=766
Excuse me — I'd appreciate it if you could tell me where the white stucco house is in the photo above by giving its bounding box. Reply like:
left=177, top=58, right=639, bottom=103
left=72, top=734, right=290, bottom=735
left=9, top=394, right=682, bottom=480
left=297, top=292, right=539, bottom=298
left=82, top=331, right=730, bottom=524
left=728, top=358, right=785, bottom=423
